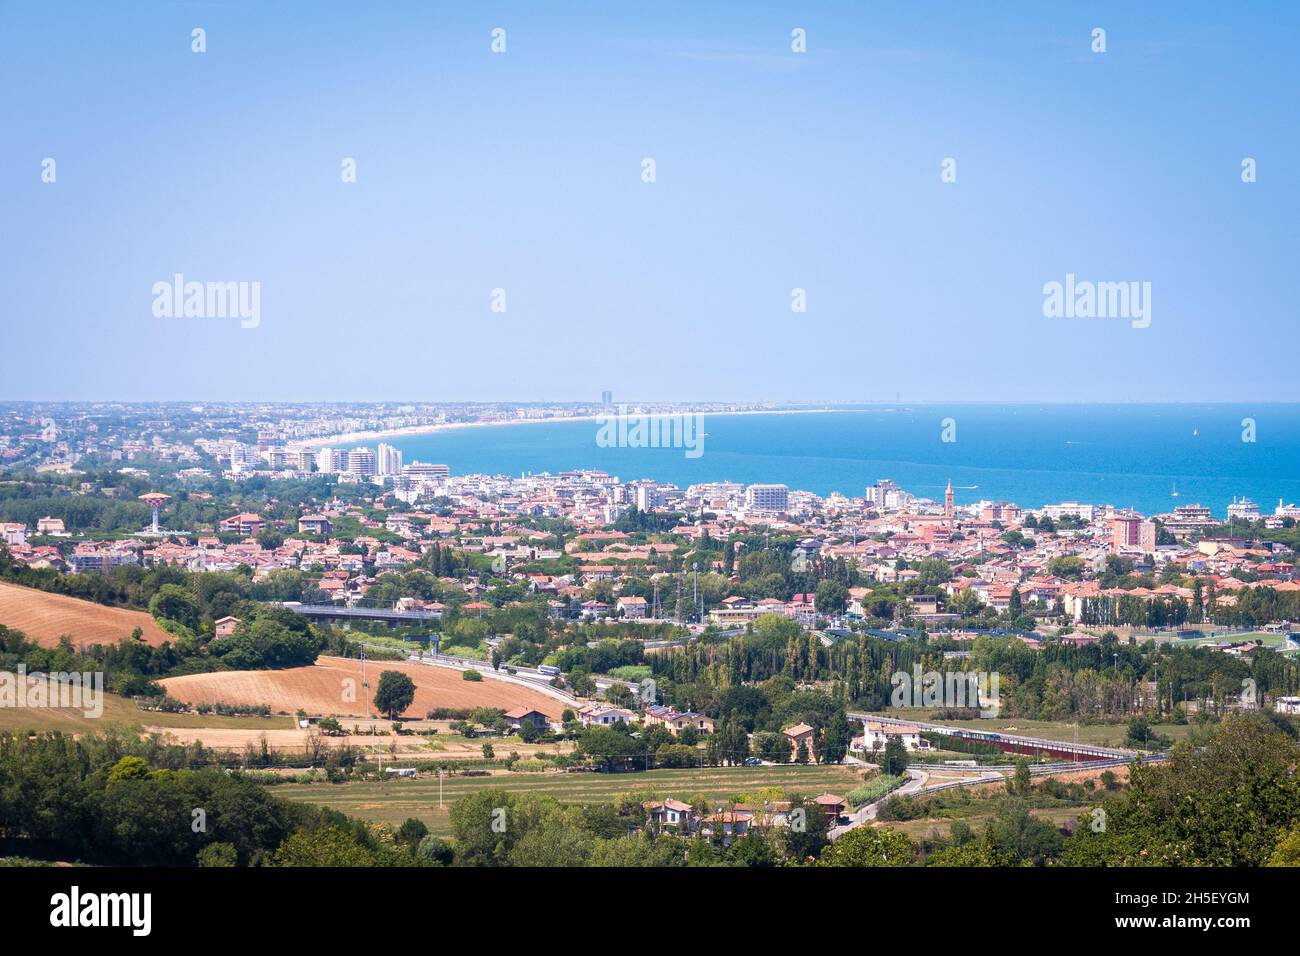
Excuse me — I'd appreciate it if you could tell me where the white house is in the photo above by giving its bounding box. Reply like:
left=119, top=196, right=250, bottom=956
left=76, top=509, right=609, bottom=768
left=857, top=720, right=928, bottom=753
left=578, top=704, right=635, bottom=727
left=0, top=523, right=27, bottom=546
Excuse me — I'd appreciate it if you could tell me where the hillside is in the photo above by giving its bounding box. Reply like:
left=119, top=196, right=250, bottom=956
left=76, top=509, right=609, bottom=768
left=0, top=580, right=173, bottom=648
left=159, top=656, right=567, bottom=719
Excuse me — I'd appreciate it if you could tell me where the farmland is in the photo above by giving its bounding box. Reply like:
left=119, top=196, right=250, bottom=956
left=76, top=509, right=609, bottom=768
left=160, top=656, right=568, bottom=720
left=0, top=580, right=172, bottom=648
left=277, top=763, right=862, bottom=836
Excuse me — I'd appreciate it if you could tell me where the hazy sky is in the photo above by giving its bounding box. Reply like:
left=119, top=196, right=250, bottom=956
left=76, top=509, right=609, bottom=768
left=2, top=1, right=1296, bottom=403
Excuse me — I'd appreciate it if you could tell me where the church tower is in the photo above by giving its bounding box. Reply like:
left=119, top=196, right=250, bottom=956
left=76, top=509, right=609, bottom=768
left=945, top=479, right=954, bottom=519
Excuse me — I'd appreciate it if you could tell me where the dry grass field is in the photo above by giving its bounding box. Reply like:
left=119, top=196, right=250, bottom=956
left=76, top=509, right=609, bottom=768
left=160, top=656, right=567, bottom=720
left=0, top=581, right=172, bottom=648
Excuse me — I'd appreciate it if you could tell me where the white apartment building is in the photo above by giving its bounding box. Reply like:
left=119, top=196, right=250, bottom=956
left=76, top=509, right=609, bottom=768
left=745, top=483, right=789, bottom=513
left=402, top=461, right=450, bottom=479
left=0, top=523, right=27, bottom=546
left=866, top=478, right=914, bottom=511
left=347, top=447, right=377, bottom=477
left=377, top=443, right=403, bottom=476
left=1041, top=502, right=1096, bottom=522
left=635, top=484, right=665, bottom=510
left=316, top=447, right=348, bottom=473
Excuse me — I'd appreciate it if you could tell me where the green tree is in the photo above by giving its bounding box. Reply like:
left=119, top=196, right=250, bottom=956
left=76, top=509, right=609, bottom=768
left=416, top=834, right=454, bottom=866
left=374, top=670, right=416, bottom=720
left=814, top=580, right=849, bottom=615
left=196, top=842, right=238, bottom=867
left=148, top=584, right=200, bottom=630
left=274, top=826, right=377, bottom=867
left=819, top=826, right=917, bottom=867
left=881, top=736, right=909, bottom=776
left=984, top=800, right=1064, bottom=865
left=1063, top=714, right=1300, bottom=867
left=927, top=841, right=1013, bottom=866
left=1266, top=824, right=1300, bottom=866
left=395, top=818, right=429, bottom=847
left=820, top=711, right=852, bottom=764
left=1010, top=757, right=1032, bottom=796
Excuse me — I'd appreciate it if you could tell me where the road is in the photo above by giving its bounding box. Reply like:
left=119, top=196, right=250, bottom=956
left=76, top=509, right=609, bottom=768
left=828, top=766, right=1005, bottom=840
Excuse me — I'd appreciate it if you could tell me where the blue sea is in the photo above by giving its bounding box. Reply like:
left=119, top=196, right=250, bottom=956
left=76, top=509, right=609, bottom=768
left=354, top=405, right=1300, bottom=518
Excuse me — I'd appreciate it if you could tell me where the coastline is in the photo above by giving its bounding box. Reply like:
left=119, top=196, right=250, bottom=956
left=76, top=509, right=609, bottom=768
left=296, top=406, right=847, bottom=450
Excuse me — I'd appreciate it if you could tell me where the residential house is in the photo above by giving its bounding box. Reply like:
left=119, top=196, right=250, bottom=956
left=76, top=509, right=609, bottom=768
left=214, top=616, right=242, bottom=638
left=699, top=809, right=752, bottom=846
left=643, top=799, right=695, bottom=832
left=813, top=793, right=847, bottom=824
left=858, top=720, right=926, bottom=753
left=616, top=595, right=647, bottom=619
left=219, top=512, right=264, bottom=536
left=578, top=704, right=635, bottom=727
left=298, top=514, right=333, bottom=535
left=784, top=722, right=817, bottom=761
left=644, top=705, right=714, bottom=736
left=503, top=707, right=550, bottom=733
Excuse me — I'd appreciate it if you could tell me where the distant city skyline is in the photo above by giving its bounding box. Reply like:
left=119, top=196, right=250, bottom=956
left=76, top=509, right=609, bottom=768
left=3, top=2, right=1297, bottom=403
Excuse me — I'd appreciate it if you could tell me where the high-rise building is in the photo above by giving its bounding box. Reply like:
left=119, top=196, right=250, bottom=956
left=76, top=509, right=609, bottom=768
left=316, top=447, right=347, bottom=473
left=377, top=443, right=403, bottom=476
left=347, top=447, right=377, bottom=477
left=1111, top=514, right=1157, bottom=552
left=866, top=479, right=912, bottom=511
left=745, top=483, right=789, bottom=513
left=636, top=484, right=664, bottom=511
left=229, top=442, right=259, bottom=470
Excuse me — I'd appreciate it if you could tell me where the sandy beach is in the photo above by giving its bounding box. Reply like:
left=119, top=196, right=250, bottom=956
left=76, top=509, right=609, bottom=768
left=296, top=405, right=846, bottom=449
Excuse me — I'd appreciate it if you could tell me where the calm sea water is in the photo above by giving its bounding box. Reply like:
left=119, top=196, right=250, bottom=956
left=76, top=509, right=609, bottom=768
left=357, top=405, right=1300, bottom=518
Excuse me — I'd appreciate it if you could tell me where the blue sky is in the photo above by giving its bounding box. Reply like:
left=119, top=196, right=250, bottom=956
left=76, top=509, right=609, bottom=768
left=1, top=1, right=1296, bottom=403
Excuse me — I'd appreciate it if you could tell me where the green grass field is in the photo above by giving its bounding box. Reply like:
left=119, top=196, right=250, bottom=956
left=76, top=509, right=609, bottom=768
left=0, top=691, right=296, bottom=734
left=1187, top=631, right=1289, bottom=647
left=276, top=763, right=862, bottom=836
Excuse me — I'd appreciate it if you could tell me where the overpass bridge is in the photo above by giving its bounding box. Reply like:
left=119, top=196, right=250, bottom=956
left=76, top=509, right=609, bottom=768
left=273, top=602, right=441, bottom=625
left=848, top=712, right=1137, bottom=762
